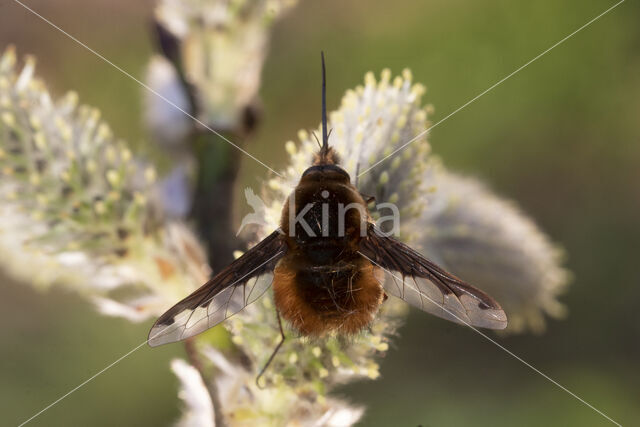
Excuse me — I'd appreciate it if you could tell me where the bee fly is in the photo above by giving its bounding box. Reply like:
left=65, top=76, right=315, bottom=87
left=149, top=53, right=507, bottom=372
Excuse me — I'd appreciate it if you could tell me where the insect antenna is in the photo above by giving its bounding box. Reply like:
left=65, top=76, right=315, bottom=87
left=311, top=131, right=322, bottom=149
left=256, top=309, right=287, bottom=388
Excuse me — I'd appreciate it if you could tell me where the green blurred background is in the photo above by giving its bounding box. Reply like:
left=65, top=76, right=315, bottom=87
left=2, top=0, right=639, bottom=425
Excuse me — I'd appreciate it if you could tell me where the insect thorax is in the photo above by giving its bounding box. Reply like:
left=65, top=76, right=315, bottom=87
left=281, top=169, right=367, bottom=256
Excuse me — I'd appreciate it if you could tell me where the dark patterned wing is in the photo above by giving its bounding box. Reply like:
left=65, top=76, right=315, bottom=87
left=359, top=226, right=507, bottom=330
left=148, top=230, right=287, bottom=346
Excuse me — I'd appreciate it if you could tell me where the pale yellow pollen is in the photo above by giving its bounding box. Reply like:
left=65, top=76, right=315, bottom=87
left=268, top=179, right=281, bottom=190
left=391, top=157, right=402, bottom=171
left=367, top=366, right=380, bottom=379
left=63, top=91, right=79, bottom=109
left=29, top=115, right=41, bottom=129
left=145, top=167, right=157, bottom=184
left=55, top=118, right=71, bottom=141
left=94, top=201, right=106, bottom=215
left=395, top=115, right=407, bottom=129
left=86, top=159, right=97, bottom=173
left=271, top=374, right=283, bottom=386
left=411, top=83, right=426, bottom=97
left=402, top=68, right=413, bottom=82
left=66, top=241, right=80, bottom=251
left=364, top=71, right=376, bottom=87
left=2, top=45, right=17, bottom=63
left=231, top=319, right=243, bottom=332
left=285, top=140, right=296, bottom=155
left=133, top=192, right=147, bottom=206
left=380, top=68, right=391, bottom=84
left=106, top=170, right=120, bottom=187
left=413, top=109, right=427, bottom=123
left=391, top=131, right=400, bottom=143
left=105, top=146, right=117, bottom=163
left=89, top=107, right=101, bottom=122
left=343, top=93, right=357, bottom=109
left=1, top=112, right=16, bottom=127
left=34, top=132, right=46, bottom=150
left=97, top=123, right=111, bottom=140
left=121, top=148, right=132, bottom=162
left=331, top=356, right=340, bottom=367
left=376, top=342, right=389, bottom=352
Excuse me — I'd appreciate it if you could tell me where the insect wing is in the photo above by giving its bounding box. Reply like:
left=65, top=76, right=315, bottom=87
left=359, top=227, right=507, bottom=330
left=148, top=231, right=287, bottom=346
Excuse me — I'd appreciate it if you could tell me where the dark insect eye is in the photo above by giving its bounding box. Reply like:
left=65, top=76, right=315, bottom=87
left=302, top=165, right=350, bottom=179
left=302, top=166, right=320, bottom=176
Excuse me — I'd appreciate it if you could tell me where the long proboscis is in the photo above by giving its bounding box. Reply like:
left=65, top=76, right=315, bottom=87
left=321, top=51, right=328, bottom=155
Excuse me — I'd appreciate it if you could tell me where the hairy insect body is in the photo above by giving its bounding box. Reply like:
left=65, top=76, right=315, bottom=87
left=274, top=163, right=384, bottom=336
left=148, top=53, right=506, bottom=351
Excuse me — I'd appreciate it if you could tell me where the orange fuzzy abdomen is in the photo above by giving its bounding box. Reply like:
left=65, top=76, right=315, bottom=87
left=273, top=257, right=384, bottom=336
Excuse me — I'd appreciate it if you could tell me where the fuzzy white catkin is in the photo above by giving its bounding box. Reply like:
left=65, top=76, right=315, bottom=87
left=0, top=47, right=209, bottom=322
left=414, top=170, right=570, bottom=333
left=265, top=68, right=570, bottom=334
left=172, top=359, right=216, bottom=427
left=0, top=35, right=369, bottom=427
left=220, top=67, right=569, bottom=426
left=154, top=0, right=298, bottom=129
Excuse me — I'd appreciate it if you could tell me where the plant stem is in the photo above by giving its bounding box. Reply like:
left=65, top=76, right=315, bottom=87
left=185, top=337, right=226, bottom=427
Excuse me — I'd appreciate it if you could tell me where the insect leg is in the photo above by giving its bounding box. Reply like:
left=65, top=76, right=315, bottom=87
left=362, top=194, right=376, bottom=204
left=255, top=309, right=286, bottom=388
